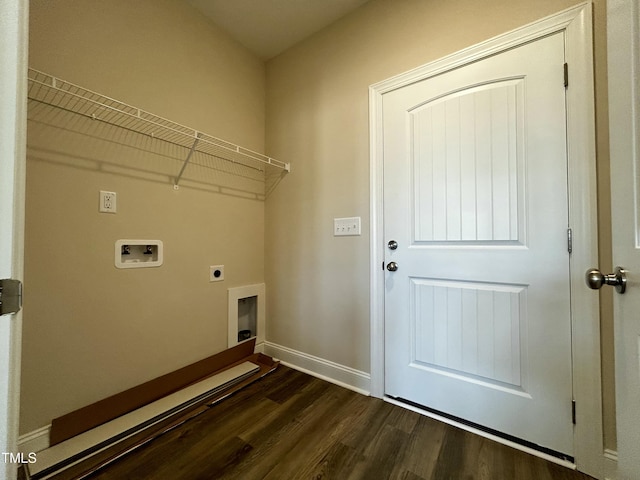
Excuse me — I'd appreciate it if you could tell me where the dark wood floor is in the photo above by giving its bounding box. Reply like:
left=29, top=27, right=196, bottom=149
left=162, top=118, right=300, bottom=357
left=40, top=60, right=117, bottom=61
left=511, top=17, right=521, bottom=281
left=85, top=365, right=593, bottom=480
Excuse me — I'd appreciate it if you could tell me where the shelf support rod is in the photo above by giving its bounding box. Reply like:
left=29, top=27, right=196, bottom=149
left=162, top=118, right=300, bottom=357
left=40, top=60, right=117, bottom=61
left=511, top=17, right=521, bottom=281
left=174, top=134, right=201, bottom=188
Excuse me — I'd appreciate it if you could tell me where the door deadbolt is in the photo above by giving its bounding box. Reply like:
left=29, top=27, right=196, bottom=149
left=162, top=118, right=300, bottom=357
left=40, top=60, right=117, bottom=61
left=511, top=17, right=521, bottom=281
left=388, top=240, right=398, bottom=250
left=387, top=262, right=398, bottom=272
left=585, top=267, right=627, bottom=294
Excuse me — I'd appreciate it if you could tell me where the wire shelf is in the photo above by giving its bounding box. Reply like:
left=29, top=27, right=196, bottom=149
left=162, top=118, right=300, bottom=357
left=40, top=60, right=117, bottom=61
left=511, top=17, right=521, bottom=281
left=26, top=68, right=290, bottom=188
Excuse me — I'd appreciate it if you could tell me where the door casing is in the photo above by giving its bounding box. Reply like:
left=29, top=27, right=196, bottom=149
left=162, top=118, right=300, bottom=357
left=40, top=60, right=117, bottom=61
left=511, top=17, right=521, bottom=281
left=0, top=1, right=28, bottom=479
left=369, top=3, right=602, bottom=477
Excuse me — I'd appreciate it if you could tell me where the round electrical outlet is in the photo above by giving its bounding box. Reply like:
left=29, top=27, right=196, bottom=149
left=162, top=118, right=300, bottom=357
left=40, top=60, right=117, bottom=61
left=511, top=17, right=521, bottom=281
left=209, top=265, right=224, bottom=282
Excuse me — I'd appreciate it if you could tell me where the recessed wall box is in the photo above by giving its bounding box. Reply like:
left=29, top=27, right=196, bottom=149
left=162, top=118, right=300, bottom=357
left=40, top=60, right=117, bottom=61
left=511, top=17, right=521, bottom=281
left=115, top=240, right=163, bottom=269
left=237, top=296, right=257, bottom=342
left=228, top=284, right=265, bottom=351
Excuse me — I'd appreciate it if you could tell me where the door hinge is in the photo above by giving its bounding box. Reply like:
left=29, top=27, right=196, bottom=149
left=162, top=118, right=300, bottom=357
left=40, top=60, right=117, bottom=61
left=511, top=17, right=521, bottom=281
left=567, top=228, right=573, bottom=254
left=0, top=279, right=23, bottom=316
left=572, top=399, right=576, bottom=424
left=564, top=63, right=569, bottom=88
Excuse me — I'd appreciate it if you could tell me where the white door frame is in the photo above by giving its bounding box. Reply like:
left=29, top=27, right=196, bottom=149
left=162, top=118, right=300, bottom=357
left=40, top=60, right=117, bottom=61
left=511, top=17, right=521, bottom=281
left=0, top=0, right=28, bottom=479
left=607, top=0, right=639, bottom=477
left=369, top=3, right=602, bottom=477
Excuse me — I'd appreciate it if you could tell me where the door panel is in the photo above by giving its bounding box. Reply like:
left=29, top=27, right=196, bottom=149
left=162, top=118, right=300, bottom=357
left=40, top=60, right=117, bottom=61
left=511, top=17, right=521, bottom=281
left=384, top=32, right=573, bottom=455
left=411, top=279, right=525, bottom=389
left=412, top=80, right=523, bottom=244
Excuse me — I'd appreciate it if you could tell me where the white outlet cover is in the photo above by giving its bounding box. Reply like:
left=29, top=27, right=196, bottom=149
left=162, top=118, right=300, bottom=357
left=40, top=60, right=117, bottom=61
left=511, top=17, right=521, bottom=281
left=100, top=191, right=117, bottom=213
left=210, top=265, right=225, bottom=282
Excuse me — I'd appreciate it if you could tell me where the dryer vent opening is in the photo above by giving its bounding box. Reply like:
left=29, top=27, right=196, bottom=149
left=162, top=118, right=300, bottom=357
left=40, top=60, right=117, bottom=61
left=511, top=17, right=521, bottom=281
left=228, top=284, right=265, bottom=352
left=237, top=296, right=257, bottom=342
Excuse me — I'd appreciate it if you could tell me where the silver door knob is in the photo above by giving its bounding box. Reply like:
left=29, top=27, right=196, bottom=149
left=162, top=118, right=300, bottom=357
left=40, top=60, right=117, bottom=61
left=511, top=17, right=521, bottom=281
left=387, top=262, right=398, bottom=272
left=585, top=267, right=627, bottom=294
left=388, top=240, right=398, bottom=250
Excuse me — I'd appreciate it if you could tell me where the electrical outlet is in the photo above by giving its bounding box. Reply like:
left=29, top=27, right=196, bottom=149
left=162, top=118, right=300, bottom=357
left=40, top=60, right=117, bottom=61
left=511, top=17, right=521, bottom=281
left=334, top=217, right=361, bottom=236
left=209, top=265, right=224, bottom=282
left=99, top=191, right=117, bottom=213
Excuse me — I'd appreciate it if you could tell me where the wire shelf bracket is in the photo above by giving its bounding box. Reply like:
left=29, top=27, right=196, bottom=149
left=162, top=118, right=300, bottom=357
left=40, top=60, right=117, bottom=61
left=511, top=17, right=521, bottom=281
left=174, top=134, right=201, bottom=189
left=27, top=68, right=291, bottom=190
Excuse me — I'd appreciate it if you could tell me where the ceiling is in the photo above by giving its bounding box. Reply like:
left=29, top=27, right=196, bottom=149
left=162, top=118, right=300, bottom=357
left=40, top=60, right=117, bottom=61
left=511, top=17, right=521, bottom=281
left=186, top=0, right=371, bottom=60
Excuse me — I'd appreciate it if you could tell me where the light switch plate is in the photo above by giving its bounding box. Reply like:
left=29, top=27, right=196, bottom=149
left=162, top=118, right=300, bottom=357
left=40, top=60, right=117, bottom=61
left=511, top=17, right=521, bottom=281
left=334, top=217, right=361, bottom=236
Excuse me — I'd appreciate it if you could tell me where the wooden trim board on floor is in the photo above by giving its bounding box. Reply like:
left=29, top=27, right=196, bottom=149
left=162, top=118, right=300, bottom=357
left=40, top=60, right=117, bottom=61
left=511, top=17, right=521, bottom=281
left=50, top=340, right=257, bottom=446
left=27, top=341, right=279, bottom=480
left=30, top=362, right=260, bottom=479
left=43, top=354, right=278, bottom=480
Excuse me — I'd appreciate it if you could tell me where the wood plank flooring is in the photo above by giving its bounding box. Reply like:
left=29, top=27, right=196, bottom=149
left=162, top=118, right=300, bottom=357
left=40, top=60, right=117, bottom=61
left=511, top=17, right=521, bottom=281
left=79, top=365, right=595, bottom=479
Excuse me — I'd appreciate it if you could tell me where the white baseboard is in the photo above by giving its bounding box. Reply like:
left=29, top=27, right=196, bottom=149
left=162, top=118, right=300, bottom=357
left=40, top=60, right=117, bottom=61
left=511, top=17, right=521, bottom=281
left=18, top=424, right=50, bottom=454
left=264, top=342, right=371, bottom=395
left=604, top=449, right=618, bottom=480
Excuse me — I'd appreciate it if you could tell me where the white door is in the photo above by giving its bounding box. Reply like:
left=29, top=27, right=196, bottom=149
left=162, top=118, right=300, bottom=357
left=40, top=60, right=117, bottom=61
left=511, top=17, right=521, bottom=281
left=384, top=32, right=574, bottom=456
left=0, top=1, right=28, bottom=479
left=607, top=0, right=640, bottom=477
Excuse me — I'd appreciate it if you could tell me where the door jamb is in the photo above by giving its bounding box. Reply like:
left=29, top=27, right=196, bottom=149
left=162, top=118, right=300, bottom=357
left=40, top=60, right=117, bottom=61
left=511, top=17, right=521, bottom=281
left=0, top=1, right=28, bottom=479
left=369, top=3, right=602, bottom=477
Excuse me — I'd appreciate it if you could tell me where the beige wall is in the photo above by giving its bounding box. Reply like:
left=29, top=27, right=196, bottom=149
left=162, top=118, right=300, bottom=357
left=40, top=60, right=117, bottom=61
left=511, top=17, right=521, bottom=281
left=21, top=0, right=266, bottom=434
left=264, top=0, right=616, bottom=449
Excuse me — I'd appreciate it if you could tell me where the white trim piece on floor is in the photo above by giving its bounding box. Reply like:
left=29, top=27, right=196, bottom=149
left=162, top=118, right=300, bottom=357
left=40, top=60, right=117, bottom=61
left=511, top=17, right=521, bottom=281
left=18, top=424, right=50, bottom=454
left=264, top=342, right=371, bottom=396
left=385, top=396, right=576, bottom=470
left=29, top=361, right=260, bottom=478
left=16, top=344, right=264, bottom=458
left=604, top=449, right=618, bottom=480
